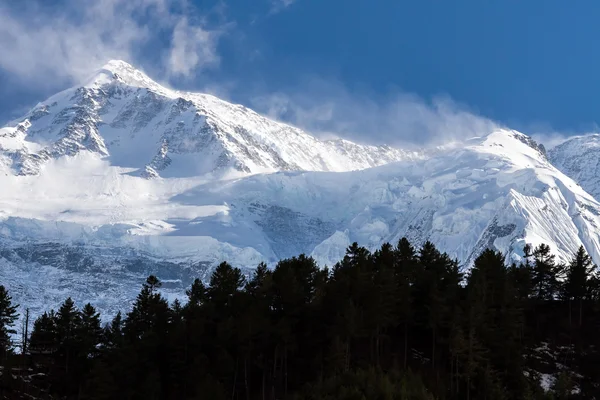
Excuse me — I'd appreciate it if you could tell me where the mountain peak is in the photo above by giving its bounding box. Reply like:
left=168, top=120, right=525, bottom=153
left=102, top=59, right=136, bottom=72
left=474, top=129, right=548, bottom=161
left=84, top=60, right=159, bottom=90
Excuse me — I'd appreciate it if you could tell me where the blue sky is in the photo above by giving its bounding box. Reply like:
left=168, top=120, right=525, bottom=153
left=1, top=0, right=599, bottom=146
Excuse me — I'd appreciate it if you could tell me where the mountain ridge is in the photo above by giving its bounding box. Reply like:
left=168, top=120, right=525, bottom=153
left=2, top=60, right=600, bottom=320
left=1, top=60, right=421, bottom=179
left=548, top=134, right=600, bottom=200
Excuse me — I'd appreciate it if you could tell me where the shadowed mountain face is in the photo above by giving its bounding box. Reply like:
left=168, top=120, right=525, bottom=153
left=2, top=60, right=600, bottom=320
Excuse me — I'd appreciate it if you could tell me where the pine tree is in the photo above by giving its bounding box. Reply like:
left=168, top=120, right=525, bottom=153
left=531, top=244, right=561, bottom=301
left=103, top=311, right=123, bottom=350
left=508, top=262, right=534, bottom=303
left=126, top=275, right=170, bottom=338
left=243, top=262, right=273, bottom=399
left=146, top=275, right=161, bottom=293
left=370, top=243, right=398, bottom=366
left=0, top=285, right=18, bottom=357
left=79, top=303, right=102, bottom=359
left=123, top=275, right=171, bottom=398
left=186, top=278, right=208, bottom=306
left=395, top=237, right=416, bottom=369
left=561, top=245, right=596, bottom=326
left=414, top=241, right=459, bottom=371
left=55, top=297, right=80, bottom=377
left=208, top=262, right=246, bottom=309
left=43, top=297, right=82, bottom=395
left=269, top=254, right=322, bottom=397
left=8, top=237, right=600, bottom=399
left=29, top=310, right=57, bottom=355
left=467, top=250, right=527, bottom=396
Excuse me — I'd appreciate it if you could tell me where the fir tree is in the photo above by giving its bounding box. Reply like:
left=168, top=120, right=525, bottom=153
left=208, top=262, right=246, bottom=309
left=79, top=303, right=102, bottom=359
left=395, top=237, right=416, bottom=369
left=531, top=244, right=561, bottom=301
left=562, top=245, right=596, bottom=326
left=7, top=237, right=600, bottom=399
left=29, top=310, right=57, bottom=355
left=186, top=278, right=208, bottom=306
left=0, top=285, right=18, bottom=357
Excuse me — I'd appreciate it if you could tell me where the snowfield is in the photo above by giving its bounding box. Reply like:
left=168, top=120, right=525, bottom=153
left=549, top=134, right=600, bottom=200
left=2, top=60, right=600, bottom=319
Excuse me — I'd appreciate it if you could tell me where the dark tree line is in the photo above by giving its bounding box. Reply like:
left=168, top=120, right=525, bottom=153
left=1, top=239, right=600, bottom=399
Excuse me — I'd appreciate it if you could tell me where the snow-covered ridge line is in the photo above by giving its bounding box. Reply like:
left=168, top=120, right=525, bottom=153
left=1, top=60, right=422, bottom=179
left=548, top=134, right=600, bottom=200
left=2, top=60, right=600, bottom=323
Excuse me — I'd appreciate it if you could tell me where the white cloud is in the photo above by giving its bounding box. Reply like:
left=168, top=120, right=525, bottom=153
left=0, top=0, right=501, bottom=148
left=250, top=78, right=501, bottom=147
left=167, top=17, right=222, bottom=78
left=0, top=0, right=224, bottom=86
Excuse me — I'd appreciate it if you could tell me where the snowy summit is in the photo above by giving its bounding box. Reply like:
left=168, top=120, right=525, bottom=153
left=1, top=61, right=600, bottom=318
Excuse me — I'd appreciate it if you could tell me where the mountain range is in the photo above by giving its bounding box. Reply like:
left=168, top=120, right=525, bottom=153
left=1, top=60, right=599, bottom=318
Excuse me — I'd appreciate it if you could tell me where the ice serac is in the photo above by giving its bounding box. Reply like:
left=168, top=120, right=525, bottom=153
left=2, top=60, right=600, bottom=320
left=548, top=134, right=600, bottom=200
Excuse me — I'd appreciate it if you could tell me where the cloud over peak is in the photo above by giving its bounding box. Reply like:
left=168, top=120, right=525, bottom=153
left=250, top=78, right=500, bottom=147
left=0, top=0, right=225, bottom=86
left=0, top=0, right=503, bottom=148
left=168, top=17, right=224, bottom=78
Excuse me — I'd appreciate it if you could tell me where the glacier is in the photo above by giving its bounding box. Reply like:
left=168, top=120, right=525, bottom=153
left=2, top=60, right=600, bottom=319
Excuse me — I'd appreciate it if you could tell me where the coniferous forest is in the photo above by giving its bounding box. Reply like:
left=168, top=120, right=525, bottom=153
left=1, top=239, right=600, bottom=399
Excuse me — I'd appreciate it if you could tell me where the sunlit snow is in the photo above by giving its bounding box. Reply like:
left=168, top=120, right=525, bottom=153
left=2, top=60, right=600, bottom=320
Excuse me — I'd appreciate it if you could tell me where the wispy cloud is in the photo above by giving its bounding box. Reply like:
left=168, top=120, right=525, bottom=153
left=249, top=78, right=500, bottom=147
left=0, top=0, right=225, bottom=86
left=269, top=0, right=297, bottom=15
left=0, top=0, right=501, bottom=148
left=167, top=17, right=225, bottom=78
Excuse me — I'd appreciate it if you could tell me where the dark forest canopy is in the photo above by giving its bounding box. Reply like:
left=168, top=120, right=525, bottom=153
left=1, top=239, right=600, bottom=399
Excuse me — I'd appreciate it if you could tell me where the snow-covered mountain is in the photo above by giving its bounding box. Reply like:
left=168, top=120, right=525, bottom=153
left=0, top=60, right=419, bottom=179
left=548, top=134, right=600, bottom=200
left=2, top=60, right=600, bottom=319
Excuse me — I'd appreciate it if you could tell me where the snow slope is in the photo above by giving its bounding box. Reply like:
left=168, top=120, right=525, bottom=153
left=1, top=61, right=600, bottom=319
left=0, top=60, right=419, bottom=179
left=165, top=129, right=600, bottom=268
left=548, top=134, right=600, bottom=200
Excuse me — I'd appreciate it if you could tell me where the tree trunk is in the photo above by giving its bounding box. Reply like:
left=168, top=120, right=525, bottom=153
left=376, top=328, right=380, bottom=366
left=244, top=357, right=250, bottom=400
left=232, top=357, right=238, bottom=400
left=467, top=375, right=471, bottom=400
left=262, top=366, right=266, bottom=400
left=431, top=327, right=436, bottom=369
left=346, top=339, right=351, bottom=372
left=284, top=344, right=288, bottom=399
left=403, top=322, right=408, bottom=369
left=450, top=355, right=454, bottom=395
left=569, top=299, right=572, bottom=329
left=456, top=359, right=460, bottom=398
left=272, top=346, right=278, bottom=400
